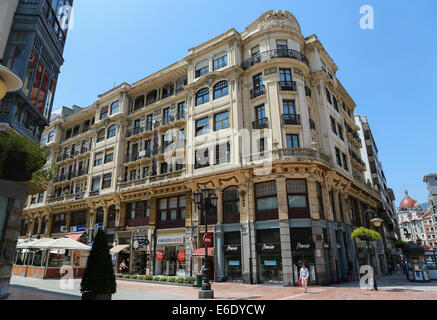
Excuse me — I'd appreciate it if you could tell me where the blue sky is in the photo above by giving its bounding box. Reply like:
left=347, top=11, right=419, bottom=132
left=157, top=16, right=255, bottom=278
left=52, top=0, right=437, bottom=206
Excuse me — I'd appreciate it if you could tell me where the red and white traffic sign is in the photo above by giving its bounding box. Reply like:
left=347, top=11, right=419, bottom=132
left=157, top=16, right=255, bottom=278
left=203, top=233, right=213, bottom=247
left=156, top=250, right=164, bottom=262
left=177, top=250, right=186, bottom=262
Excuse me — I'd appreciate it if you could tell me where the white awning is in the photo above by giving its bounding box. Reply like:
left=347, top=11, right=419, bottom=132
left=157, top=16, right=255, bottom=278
left=17, top=237, right=91, bottom=251
left=110, top=245, right=130, bottom=254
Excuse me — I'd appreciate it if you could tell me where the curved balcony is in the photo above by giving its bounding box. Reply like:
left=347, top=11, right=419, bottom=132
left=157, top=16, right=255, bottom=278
left=282, top=114, right=301, bottom=126
left=126, top=126, right=144, bottom=138
left=250, top=85, right=265, bottom=99
left=243, top=148, right=332, bottom=166
left=252, top=117, right=269, bottom=130
left=278, top=81, right=297, bottom=92
left=242, top=49, right=310, bottom=70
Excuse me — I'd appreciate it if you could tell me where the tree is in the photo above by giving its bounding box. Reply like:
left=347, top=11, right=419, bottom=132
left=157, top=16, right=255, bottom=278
left=80, top=229, right=116, bottom=299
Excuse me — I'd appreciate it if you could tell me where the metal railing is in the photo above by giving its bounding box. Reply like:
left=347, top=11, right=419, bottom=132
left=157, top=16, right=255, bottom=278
left=252, top=117, right=269, bottom=130
left=282, top=114, right=301, bottom=125
left=278, top=81, right=297, bottom=91
left=242, top=148, right=332, bottom=166
left=241, top=49, right=310, bottom=70
left=250, top=85, right=265, bottom=99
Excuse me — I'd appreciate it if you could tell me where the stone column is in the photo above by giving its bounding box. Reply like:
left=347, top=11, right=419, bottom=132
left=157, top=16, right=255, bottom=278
left=312, top=220, right=326, bottom=285
left=239, top=185, right=253, bottom=284
left=115, top=204, right=121, bottom=228
left=215, top=224, right=225, bottom=282
left=87, top=209, right=96, bottom=243
left=47, top=213, right=53, bottom=237
left=277, top=178, right=293, bottom=286
left=103, top=206, right=109, bottom=231
left=216, top=190, right=223, bottom=224
left=36, top=216, right=42, bottom=235
left=307, top=179, right=320, bottom=220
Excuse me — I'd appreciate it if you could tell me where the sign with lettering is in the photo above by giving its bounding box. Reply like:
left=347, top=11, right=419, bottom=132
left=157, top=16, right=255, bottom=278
left=225, top=245, right=240, bottom=252
left=229, top=261, right=240, bottom=266
left=264, top=260, right=277, bottom=266
left=323, top=242, right=330, bottom=249
left=157, top=234, right=185, bottom=245
left=262, top=244, right=276, bottom=251
left=295, top=242, right=312, bottom=250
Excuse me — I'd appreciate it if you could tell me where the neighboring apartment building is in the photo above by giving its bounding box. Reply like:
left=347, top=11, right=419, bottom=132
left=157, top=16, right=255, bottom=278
left=355, top=115, right=399, bottom=270
left=424, top=174, right=437, bottom=232
left=0, top=0, right=73, bottom=143
left=22, top=10, right=385, bottom=286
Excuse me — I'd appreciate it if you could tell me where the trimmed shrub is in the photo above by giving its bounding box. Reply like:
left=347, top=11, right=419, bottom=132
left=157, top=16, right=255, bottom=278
left=159, top=277, right=168, bottom=282
left=145, top=275, right=153, bottom=280
left=153, top=276, right=161, bottom=281
left=167, top=277, right=176, bottom=282
left=131, top=275, right=138, bottom=279
left=176, top=277, right=185, bottom=283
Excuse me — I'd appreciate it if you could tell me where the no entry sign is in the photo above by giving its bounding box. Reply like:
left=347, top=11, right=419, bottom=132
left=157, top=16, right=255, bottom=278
left=156, top=250, right=164, bottom=262
left=177, top=250, right=186, bottom=262
left=203, top=233, right=213, bottom=247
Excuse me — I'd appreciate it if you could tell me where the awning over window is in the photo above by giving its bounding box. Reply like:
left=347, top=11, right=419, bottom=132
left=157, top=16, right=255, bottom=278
left=65, top=233, right=84, bottom=241
left=192, top=248, right=214, bottom=257
left=110, top=244, right=130, bottom=254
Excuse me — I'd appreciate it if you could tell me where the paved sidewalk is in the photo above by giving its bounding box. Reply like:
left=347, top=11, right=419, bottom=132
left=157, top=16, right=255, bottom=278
left=7, top=275, right=437, bottom=300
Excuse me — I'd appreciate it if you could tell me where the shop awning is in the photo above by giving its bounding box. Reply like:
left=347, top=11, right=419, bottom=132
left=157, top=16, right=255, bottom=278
left=110, top=245, right=130, bottom=254
left=17, top=237, right=91, bottom=251
left=192, top=248, right=214, bottom=257
left=65, top=233, right=84, bottom=241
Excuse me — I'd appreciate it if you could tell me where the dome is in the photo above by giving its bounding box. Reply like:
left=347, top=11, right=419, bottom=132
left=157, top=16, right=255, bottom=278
left=399, top=190, right=419, bottom=209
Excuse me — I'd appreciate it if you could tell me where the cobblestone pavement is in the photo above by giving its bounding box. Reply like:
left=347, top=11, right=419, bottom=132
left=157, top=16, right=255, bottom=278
left=7, top=274, right=437, bottom=300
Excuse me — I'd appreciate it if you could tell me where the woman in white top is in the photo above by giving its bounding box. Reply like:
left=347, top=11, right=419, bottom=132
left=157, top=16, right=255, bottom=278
left=299, top=263, right=310, bottom=293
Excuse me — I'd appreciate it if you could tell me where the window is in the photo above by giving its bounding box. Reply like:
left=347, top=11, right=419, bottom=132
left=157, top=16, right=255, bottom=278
left=65, top=129, right=72, bottom=140
left=105, top=149, right=114, bottom=164
left=195, top=60, right=209, bottom=78
left=71, top=211, right=87, bottom=227
left=259, top=138, right=265, bottom=153
left=178, top=101, right=185, bottom=118
left=283, top=100, right=296, bottom=115
left=100, top=106, right=109, bottom=120
left=215, top=143, right=231, bottom=164
left=146, top=114, right=153, bottom=130
left=130, top=170, right=136, bottom=181
left=255, top=105, right=266, bottom=120
left=110, top=101, right=119, bottom=115
left=146, top=91, right=157, bottom=105
left=213, top=81, right=228, bottom=99
left=72, top=125, right=79, bottom=137
left=276, top=39, right=288, bottom=50
left=127, top=201, right=150, bottom=226
left=342, top=153, right=349, bottom=171
left=102, top=173, right=112, bottom=189
left=37, top=192, right=44, bottom=203
left=195, top=88, right=209, bottom=106
left=51, top=214, right=66, bottom=233
left=31, top=195, right=37, bottom=204
left=158, top=196, right=186, bottom=226
left=42, top=134, right=48, bottom=145
left=83, top=120, right=90, bottom=132
left=97, top=129, right=105, bottom=143
left=107, top=125, right=116, bottom=139
left=253, top=73, right=263, bottom=88
left=91, top=177, right=100, bottom=192
left=335, top=148, right=342, bottom=167
left=338, top=124, right=344, bottom=140
left=134, top=96, right=145, bottom=110
left=331, top=117, right=337, bottom=135
left=94, top=152, right=103, bottom=167
left=326, top=88, right=332, bottom=104
left=214, top=111, right=229, bottom=131
left=279, top=69, right=292, bottom=82
left=287, top=180, right=309, bottom=217
left=161, top=162, right=168, bottom=174
left=48, top=131, right=54, bottom=143
left=163, top=107, right=171, bottom=124
left=251, top=45, right=260, bottom=58
left=286, top=134, right=300, bottom=149
left=195, top=117, right=209, bottom=136
left=255, top=181, right=278, bottom=218
left=316, top=182, right=325, bottom=219
left=333, top=96, right=339, bottom=112
left=223, top=186, right=240, bottom=223
left=195, top=148, right=209, bottom=169
left=213, top=53, right=228, bottom=70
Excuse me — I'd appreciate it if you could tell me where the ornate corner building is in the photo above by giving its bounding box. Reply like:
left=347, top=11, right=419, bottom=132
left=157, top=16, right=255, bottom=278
left=21, top=10, right=395, bottom=285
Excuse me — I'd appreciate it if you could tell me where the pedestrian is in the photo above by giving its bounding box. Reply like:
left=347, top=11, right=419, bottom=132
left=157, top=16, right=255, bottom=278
left=347, top=262, right=354, bottom=282
left=200, top=263, right=205, bottom=276
left=119, top=259, right=127, bottom=274
left=299, top=263, right=310, bottom=293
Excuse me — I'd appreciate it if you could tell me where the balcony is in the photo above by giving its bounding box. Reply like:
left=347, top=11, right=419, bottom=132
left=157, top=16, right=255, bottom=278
left=125, top=151, right=151, bottom=164
left=241, top=49, right=310, bottom=70
left=252, top=117, right=269, bottom=130
left=176, top=112, right=185, bottom=121
left=243, top=148, right=332, bottom=166
left=309, top=119, right=316, bottom=131
left=40, top=0, right=66, bottom=46
left=126, top=217, right=150, bottom=228
left=162, top=115, right=174, bottom=126
left=282, top=114, right=301, bottom=126
left=149, top=170, right=185, bottom=183
left=126, top=126, right=144, bottom=138
left=344, top=121, right=362, bottom=145
left=250, top=85, right=265, bottom=99
left=278, top=81, right=297, bottom=92
left=349, top=148, right=366, bottom=167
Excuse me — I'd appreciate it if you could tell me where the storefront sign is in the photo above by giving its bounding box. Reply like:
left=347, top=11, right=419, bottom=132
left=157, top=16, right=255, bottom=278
left=156, top=250, right=164, bottom=262
left=295, top=242, right=312, bottom=250
left=264, top=260, right=277, bottom=266
left=225, top=245, right=240, bottom=252
left=323, top=242, right=330, bottom=249
left=229, top=261, right=240, bottom=266
left=203, top=233, right=213, bottom=247
left=177, top=250, right=186, bottom=262
left=156, top=234, right=185, bottom=245
left=336, top=244, right=342, bottom=249
left=262, top=244, right=276, bottom=251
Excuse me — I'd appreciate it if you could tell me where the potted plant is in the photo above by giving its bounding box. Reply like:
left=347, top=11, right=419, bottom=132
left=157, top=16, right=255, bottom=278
left=80, top=230, right=116, bottom=300
left=351, top=227, right=382, bottom=242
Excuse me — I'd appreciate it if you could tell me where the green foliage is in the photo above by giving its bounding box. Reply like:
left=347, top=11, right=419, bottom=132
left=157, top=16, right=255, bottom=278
left=394, top=240, right=407, bottom=249
left=80, top=230, right=117, bottom=295
left=167, top=277, right=176, bottom=282
left=153, top=276, right=160, bottom=281
left=351, top=227, right=382, bottom=241
left=145, top=275, right=153, bottom=281
left=159, top=277, right=168, bottom=282
left=176, top=277, right=185, bottom=283
left=0, top=131, right=54, bottom=185
left=185, top=276, right=195, bottom=284
left=131, top=275, right=138, bottom=279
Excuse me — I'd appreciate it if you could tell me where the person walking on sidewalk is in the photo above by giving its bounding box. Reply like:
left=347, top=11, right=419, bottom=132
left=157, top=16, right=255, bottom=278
left=300, top=263, right=310, bottom=293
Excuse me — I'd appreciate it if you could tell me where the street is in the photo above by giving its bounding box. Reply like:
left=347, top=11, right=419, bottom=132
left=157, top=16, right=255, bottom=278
left=7, top=274, right=437, bottom=300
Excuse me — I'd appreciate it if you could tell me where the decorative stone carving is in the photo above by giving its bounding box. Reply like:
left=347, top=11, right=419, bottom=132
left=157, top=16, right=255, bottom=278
left=293, top=67, right=304, bottom=77
left=258, top=10, right=300, bottom=32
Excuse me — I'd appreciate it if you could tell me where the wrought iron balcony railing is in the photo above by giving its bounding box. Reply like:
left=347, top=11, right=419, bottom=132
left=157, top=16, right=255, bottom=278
left=250, top=85, right=265, bottom=99
left=282, top=114, right=301, bottom=125
left=252, top=117, right=269, bottom=130
left=278, top=81, right=297, bottom=91
left=241, top=49, right=310, bottom=70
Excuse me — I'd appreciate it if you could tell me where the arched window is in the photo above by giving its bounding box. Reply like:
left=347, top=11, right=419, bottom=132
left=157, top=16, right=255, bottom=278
left=213, top=52, right=228, bottom=70
left=195, top=88, right=209, bottom=106
left=213, top=81, right=228, bottom=100
left=195, top=60, right=209, bottom=78
left=223, top=186, right=240, bottom=224
left=96, top=207, right=104, bottom=224
left=97, top=129, right=105, bottom=143
left=107, top=125, right=116, bottom=139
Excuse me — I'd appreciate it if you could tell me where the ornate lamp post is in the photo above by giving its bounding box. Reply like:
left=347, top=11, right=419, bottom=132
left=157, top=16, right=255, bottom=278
left=363, top=209, right=384, bottom=291
left=193, top=186, right=218, bottom=299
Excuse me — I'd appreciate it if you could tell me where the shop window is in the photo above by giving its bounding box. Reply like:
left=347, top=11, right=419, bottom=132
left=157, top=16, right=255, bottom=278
left=213, top=81, right=228, bottom=100
left=286, top=179, right=310, bottom=218
left=224, top=231, right=242, bottom=281
left=256, top=229, right=282, bottom=284
left=223, top=186, right=240, bottom=223
left=255, top=181, right=278, bottom=221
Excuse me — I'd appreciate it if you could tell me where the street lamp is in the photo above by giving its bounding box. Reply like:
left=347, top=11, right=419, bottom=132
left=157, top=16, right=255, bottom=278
left=193, top=186, right=218, bottom=299
left=0, top=65, right=22, bottom=100
left=363, top=209, right=384, bottom=291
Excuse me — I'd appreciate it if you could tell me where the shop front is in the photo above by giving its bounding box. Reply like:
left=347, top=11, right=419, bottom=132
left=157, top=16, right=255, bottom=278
left=256, top=229, right=282, bottom=284
left=154, top=232, right=186, bottom=277
left=223, top=231, right=242, bottom=282
left=290, top=227, right=317, bottom=286
left=131, top=229, right=150, bottom=275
